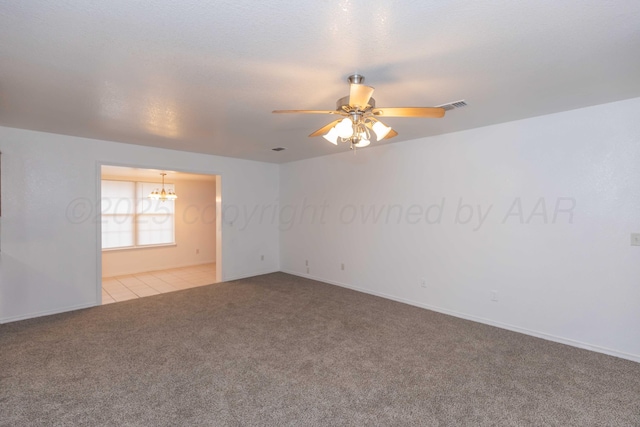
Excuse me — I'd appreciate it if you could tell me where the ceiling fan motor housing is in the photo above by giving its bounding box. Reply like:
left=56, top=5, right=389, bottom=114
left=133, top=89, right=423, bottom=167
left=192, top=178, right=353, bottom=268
left=337, top=96, right=375, bottom=111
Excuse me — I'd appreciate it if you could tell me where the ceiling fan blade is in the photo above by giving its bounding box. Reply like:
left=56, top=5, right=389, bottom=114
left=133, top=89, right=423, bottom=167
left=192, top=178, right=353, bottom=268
left=349, top=84, right=375, bottom=109
left=309, top=119, right=342, bottom=137
left=272, top=110, right=342, bottom=114
left=371, top=107, right=445, bottom=118
left=383, top=128, right=398, bottom=139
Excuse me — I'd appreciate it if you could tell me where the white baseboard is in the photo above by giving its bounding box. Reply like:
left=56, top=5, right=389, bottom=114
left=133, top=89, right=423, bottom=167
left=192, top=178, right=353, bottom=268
left=223, top=268, right=279, bottom=283
left=0, top=302, right=97, bottom=324
left=281, top=269, right=640, bottom=364
left=102, top=260, right=216, bottom=278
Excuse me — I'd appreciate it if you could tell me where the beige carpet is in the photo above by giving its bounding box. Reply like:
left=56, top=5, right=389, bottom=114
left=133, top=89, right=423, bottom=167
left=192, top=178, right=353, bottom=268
left=1, top=272, right=639, bottom=426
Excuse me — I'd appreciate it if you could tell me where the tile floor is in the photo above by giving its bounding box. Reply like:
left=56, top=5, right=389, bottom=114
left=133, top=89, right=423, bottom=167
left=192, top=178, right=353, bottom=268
left=102, top=263, right=217, bottom=304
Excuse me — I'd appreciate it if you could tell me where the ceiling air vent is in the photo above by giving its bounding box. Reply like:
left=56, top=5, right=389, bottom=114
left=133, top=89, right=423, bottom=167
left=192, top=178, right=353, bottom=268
left=436, top=100, right=468, bottom=111
left=271, top=147, right=286, bottom=151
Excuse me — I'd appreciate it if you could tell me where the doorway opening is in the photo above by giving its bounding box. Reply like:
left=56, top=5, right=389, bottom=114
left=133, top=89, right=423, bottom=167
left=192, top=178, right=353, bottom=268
left=98, top=165, right=221, bottom=304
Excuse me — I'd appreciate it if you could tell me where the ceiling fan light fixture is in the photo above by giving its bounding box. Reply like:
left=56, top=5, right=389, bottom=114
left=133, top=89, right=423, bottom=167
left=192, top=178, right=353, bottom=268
left=354, top=137, right=370, bottom=148
left=372, top=121, right=392, bottom=140
left=323, top=127, right=339, bottom=145
left=335, top=118, right=353, bottom=139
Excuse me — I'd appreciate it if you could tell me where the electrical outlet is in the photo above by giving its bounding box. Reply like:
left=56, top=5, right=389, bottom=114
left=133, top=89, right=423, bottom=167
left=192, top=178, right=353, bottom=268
left=420, top=278, right=427, bottom=288
left=196, top=249, right=199, bottom=254
left=341, top=263, right=345, bottom=271
left=631, top=233, right=640, bottom=246
left=260, top=255, right=264, bottom=261
left=491, top=290, right=498, bottom=302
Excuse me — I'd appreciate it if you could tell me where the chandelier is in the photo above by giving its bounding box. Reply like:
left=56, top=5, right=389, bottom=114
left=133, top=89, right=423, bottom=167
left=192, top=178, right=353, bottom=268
left=148, top=173, right=177, bottom=201
left=322, top=113, right=392, bottom=149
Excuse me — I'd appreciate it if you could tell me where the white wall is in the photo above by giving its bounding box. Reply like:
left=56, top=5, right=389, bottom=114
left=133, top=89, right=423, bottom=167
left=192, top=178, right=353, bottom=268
left=2, top=98, right=639, bottom=363
left=101, top=175, right=217, bottom=277
left=0, top=127, right=279, bottom=322
left=280, top=97, right=640, bottom=362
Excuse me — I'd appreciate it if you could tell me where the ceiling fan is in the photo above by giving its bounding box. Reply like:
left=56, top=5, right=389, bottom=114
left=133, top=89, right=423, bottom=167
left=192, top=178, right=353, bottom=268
left=273, top=74, right=450, bottom=149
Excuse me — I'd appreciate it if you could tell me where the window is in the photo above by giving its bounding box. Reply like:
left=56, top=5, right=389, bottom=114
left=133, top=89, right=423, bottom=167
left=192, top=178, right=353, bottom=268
left=101, top=180, right=176, bottom=249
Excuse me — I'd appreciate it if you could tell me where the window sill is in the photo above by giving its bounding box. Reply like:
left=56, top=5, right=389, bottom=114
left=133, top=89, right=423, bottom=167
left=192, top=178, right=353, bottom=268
left=102, top=243, right=177, bottom=252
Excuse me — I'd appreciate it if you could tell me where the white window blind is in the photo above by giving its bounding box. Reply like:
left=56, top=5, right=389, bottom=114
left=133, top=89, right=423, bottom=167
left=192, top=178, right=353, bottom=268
left=101, top=180, right=135, bottom=249
left=101, top=180, right=176, bottom=249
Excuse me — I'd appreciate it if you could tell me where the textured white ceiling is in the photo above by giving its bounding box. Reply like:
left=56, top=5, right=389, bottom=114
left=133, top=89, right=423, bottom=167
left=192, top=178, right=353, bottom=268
left=1, top=1, right=639, bottom=163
